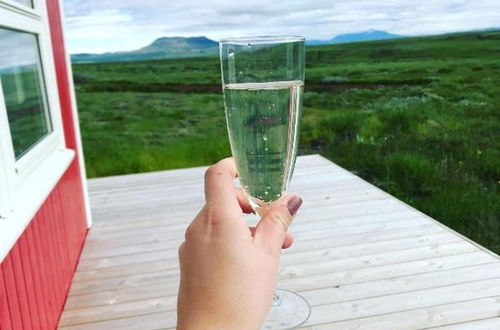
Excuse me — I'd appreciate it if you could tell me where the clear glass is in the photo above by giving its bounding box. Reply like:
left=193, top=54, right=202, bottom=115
left=0, top=28, right=52, bottom=159
left=220, top=36, right=305, bottom=209
left=220, top=36, right=310, bottom=329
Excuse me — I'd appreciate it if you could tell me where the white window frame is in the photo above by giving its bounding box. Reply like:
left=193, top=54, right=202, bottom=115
left=0, top=0, right=75, bottom=262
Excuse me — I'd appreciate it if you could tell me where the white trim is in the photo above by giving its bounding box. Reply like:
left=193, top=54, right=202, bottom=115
left=57, top=0, right=92, bottom=228
left=0, top=76, right=15, bottom=214
left=0, top=0, right=38, bottom=19
left=0, top=6, right=40, bottom=31
left=0, top=86, right=13, bottom=219
left=0, top=148, right=74, bottom=261
left=14, top=132, right=62, bottom=184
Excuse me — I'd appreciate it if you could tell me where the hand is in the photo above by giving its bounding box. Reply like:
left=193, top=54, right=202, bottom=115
left=177, top=158, right=303, bottom=330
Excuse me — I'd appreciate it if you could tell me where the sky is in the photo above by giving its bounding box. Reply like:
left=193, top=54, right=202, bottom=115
left=0, top=29, right=39, bottom=69
left=63, top=0, right=500, bottom=54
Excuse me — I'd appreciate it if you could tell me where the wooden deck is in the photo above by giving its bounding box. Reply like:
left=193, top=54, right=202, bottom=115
left=59, top=155, right=500, bottom=329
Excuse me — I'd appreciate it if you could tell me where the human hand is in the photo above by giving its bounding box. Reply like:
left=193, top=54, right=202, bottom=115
left=176, top=158, right=303, bottom=330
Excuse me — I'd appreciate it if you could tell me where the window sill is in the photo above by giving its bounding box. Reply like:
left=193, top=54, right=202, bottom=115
left=0, top=148, right=75, bottom=262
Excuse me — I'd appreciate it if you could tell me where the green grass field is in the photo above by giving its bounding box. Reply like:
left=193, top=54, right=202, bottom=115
left=72, top=31, right=500, bottom=253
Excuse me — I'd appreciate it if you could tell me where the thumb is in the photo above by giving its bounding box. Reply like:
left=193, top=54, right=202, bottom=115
left=254, top=194, right=303, bottom=255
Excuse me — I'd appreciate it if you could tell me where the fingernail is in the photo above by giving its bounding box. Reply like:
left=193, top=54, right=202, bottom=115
left=287, top=196, right=303, bottom=216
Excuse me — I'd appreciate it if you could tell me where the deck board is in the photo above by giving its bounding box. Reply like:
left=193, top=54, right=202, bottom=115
left=59, top=155, right=500, bottom=329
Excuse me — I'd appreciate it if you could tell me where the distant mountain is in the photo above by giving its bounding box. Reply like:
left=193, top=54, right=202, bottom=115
left=72, top=29, right=496, bottom=63
left=71, top=36, right=218, bottom=63
left=135, top=36, right=217, bottom=54
left=307, top=30, right=405, bottom=45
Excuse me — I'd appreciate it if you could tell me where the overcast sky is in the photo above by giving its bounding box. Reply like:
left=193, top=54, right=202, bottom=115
left=62, top=0, right=500, bottom=54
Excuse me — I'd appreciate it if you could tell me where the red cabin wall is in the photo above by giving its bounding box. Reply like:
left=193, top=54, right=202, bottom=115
left=0, top=0, right=88, bottom=329
left=0, top=162, right=87, bottom=330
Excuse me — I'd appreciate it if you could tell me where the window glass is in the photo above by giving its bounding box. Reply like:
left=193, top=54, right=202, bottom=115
left=0, top=27, right=52, bottom=159
left=11, top=0, right=33, bottom=8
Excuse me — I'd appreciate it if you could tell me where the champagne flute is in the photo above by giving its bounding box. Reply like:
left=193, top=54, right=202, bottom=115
left=219, top=36, right=310, bottom=329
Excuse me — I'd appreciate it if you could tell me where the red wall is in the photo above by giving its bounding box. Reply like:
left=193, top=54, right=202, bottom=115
left=0, top=0, right=88, bottom=328
left=0, top=162, right=87, bottom=329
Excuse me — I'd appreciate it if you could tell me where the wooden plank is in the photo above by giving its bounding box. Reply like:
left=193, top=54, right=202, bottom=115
left=60, top=263, right=500, bottom=327
left=52, top=192, right=72, bottom=284
left=64, top=252, right=495, bottom=311
left=72, top=259, right=175, bottom=283
left=81, top=217, right=431, bottom=260
left=43, top=204, right=64, bottom=325
left=59, top=295, right=177, bottom=327
left=64, top=258, right=499, bottom=321
left=85, top=183, right=369, bottom=217
left=18, top=234, right=42, bottom=329
left=86, top=194, right=404, bottom=228
left=86, top=170, right=358, bottom=199
left=84, top=155, right=326, bottom=190
left=69, top=241, right=477, bottom=298
left=86, top=187, right=387, bottom=233
left=302, top=278, right=500, bottom=326
left=1, top=255, right=23, bottom=329
left=68, top=270, right=178, bottom=297
left=64, top=282, right=177, bottom=311
left=429, top=317, right=500, bottom=330
left=282, top=232, right=460, bottom=262
left=0, top=266, right=13, bottom=330
left=75, top=249, right=180, bottom=273
left=33, top=210, right=57, bottom=328
left=70, top=244, right=490, bottom=285
left=84, top=209, right=419, bottom=245
left=301, top=262, right=500, bottom=306
left=282, top=251, right=497, bottom=292
left=85, top=211, right=423, bottom=251
left=25, top=225, right=49, bottom=330
left=79, top=223, right=441, bottom=269
left=280, top=241, right=478, bottom=280
left=76, top=229, right=459, bottom=273
left=45, top=201, right=67, bottom=313
left=301, top=296, right=500, bottom=329
left=10, top=244, right=35, bottom=329
left=59, top=310, right=176, bottom=330
left=85, top=173, right=354, bottom=203
left=80, top=216, right=418, bottom=259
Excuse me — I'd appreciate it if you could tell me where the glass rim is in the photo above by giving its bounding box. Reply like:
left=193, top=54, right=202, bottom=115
left=219, top=35, right=305, bottom=45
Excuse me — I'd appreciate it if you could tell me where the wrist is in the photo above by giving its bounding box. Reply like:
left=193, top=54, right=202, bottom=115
left=177, top=318, right=257, bottom=330
left=177, top=308, right=259, bottom=330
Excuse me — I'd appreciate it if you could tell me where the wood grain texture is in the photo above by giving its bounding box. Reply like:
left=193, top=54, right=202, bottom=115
left=0, top=161, right=88, bottom=329
left=0, top=267, right=13, bottom=330
left=59, top=155, right=500, bottom=329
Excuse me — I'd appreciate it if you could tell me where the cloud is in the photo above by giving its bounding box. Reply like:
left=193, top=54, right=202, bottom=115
left=62, top=0, right=500, bottom=54
left=0, top=29, right=39, bottom=69
left=65, top=9, right=133, bottom=27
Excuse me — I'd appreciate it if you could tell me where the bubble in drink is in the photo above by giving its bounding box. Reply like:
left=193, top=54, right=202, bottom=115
left=223, top=80, right=303, bottom=203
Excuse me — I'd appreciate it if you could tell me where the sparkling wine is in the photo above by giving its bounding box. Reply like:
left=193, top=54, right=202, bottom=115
left=223, top=80, right=303, bottom=204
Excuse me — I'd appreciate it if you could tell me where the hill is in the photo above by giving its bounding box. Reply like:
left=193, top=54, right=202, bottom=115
left=71, top=31, right=404, bottom=63
left=71, top=36, right=218, bottom=63
left=307, top=29, right=404, bottom=45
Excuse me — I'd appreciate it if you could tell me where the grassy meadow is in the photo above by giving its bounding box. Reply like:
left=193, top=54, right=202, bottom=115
left=72, top=31, right=500, bottom=253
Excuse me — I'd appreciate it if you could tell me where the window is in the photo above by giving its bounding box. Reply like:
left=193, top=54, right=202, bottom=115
left=0, top=28, right=52, bottom=160
left=0, top=0, right=74, bottom=260
left=11, top=0, right=32, bottom=8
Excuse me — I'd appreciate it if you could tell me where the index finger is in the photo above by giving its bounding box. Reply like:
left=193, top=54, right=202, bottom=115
left=204, top=158, right=239, bottom=207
